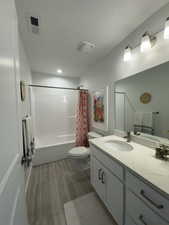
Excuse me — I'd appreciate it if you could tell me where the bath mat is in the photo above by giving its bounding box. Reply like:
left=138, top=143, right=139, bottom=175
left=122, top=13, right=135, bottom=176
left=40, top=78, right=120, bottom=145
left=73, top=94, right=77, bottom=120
left=64, top=192, right=116, bottom=225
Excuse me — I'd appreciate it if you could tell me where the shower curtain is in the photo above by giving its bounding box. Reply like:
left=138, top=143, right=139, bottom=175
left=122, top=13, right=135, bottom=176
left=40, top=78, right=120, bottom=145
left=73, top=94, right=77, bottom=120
left=75, top=90, right=89, bottom=147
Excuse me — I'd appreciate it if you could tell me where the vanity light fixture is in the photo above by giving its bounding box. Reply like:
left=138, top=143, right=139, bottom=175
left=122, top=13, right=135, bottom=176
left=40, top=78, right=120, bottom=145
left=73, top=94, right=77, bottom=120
left=164, top=17, right=169, bottom=39
left=140, top=32, right=154, bottom=52
left=123, top=46, right=132, bottom=62
left=57, top=69, right=63, bottom=75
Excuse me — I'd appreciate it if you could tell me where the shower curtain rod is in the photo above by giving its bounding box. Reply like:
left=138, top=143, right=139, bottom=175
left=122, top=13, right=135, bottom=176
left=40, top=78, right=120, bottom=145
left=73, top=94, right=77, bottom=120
left=29, top=84, right=88, bottom=91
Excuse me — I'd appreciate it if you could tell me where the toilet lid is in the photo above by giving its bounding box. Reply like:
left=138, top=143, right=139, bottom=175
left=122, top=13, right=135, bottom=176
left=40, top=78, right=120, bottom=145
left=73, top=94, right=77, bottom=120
left=69, top=147, right=90, bottom=157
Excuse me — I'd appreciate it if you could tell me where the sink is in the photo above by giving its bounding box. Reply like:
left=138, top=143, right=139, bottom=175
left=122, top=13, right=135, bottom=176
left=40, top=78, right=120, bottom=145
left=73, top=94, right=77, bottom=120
left=104, top=140, right=133, bottom=151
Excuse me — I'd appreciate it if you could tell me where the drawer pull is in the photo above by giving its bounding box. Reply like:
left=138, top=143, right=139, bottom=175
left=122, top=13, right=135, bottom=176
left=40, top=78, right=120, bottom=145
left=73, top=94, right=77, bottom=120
left=140, top=190, right=164, bottom=209
left=139, top=215, right=148, bottom=225
left=101, top=171, right=105, bottom=184
left=98, top=169, right=102, bottom=180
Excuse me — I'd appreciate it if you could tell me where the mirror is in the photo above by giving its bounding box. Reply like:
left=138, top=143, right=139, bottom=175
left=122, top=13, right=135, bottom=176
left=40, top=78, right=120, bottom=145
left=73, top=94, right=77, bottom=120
left=115, top=61, right=169, bottom=139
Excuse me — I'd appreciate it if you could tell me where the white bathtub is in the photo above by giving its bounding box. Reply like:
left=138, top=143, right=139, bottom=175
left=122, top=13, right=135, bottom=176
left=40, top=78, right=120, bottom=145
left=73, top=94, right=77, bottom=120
left=33, top=134, right=75, bottom=166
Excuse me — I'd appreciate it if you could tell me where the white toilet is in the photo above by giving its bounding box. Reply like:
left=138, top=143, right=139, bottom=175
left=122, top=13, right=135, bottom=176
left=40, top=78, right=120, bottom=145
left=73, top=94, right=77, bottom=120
left=68, top=132, right=102, bottom=171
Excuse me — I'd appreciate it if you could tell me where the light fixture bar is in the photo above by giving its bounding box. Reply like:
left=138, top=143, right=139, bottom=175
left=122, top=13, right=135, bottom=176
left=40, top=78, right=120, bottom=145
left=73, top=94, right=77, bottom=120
left=122, top=19, right=169, bottom=61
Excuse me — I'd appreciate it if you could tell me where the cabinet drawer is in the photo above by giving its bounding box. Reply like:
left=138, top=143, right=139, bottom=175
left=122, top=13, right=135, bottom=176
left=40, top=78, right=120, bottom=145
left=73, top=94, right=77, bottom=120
left=126, top=171, right=169, bottom=222
left=90, top=144, right=123, bottom=180
left=126, top=190, right=168, bottom=225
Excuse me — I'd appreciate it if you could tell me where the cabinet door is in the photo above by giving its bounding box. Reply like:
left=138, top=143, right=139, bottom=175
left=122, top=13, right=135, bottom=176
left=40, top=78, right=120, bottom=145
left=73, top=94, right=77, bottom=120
left=125, top=215, right=137, bottom=225
left=91, top=157, right=106, bottom=202
left=106, top=169, right=124, bottom=225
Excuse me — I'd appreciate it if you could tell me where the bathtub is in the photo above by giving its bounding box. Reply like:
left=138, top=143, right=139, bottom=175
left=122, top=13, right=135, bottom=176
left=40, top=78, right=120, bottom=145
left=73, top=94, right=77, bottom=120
left=33, top=134, right=75, bottom=166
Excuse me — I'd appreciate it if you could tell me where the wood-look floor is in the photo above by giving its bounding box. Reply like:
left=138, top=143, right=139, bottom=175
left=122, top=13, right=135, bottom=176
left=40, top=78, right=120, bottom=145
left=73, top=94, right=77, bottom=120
left=26, top=159, right=94, bottom=225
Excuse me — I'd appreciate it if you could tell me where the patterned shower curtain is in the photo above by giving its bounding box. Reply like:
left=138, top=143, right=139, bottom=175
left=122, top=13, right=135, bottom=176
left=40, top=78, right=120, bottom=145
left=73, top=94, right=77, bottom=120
left=75, top=90, right=89, bottom=147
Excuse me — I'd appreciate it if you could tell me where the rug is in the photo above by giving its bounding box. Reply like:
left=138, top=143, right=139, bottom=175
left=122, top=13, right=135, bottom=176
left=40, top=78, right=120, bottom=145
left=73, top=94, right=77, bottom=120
left=64, top=192, right=116, bottom=225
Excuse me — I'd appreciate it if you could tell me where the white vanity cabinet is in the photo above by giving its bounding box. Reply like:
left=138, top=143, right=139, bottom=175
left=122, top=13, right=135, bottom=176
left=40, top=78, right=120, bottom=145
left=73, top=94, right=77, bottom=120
left=91, top=145, right=124, bottom=225
left=90, top=142, right=169, bottom=225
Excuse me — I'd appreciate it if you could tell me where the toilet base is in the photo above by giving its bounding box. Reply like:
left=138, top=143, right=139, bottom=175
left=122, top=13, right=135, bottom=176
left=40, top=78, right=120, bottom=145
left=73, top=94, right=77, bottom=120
left=70, top=156, right=90, bottom=172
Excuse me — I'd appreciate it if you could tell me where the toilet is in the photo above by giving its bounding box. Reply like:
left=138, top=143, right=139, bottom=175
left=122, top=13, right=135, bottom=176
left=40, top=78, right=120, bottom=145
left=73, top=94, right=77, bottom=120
left=68, top=132, right=102, bottom=171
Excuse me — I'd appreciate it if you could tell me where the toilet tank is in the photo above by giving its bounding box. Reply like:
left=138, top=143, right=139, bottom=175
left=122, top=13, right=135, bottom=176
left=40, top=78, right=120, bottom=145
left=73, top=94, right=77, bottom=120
left=88, top=132, right=102, bottom=139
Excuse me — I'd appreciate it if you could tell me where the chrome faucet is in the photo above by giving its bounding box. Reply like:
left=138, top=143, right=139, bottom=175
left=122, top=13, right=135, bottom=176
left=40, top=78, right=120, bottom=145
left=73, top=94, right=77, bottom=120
left=124, top=131, right=131, bottom=142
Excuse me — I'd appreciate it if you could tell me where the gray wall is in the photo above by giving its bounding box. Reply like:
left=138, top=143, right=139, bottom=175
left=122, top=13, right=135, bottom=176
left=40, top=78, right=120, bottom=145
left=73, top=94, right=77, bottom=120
left=80, top=3, right=169, bottom=133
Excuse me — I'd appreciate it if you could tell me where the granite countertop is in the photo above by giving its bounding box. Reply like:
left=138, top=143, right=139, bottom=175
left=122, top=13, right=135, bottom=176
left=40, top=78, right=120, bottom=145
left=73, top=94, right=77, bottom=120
left=90, top=135, right=169, bottom=197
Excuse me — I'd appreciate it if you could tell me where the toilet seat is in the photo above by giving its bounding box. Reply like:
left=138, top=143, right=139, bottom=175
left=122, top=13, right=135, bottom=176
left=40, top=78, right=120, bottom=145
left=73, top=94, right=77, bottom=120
left=69, top=147, right=90, bottom=158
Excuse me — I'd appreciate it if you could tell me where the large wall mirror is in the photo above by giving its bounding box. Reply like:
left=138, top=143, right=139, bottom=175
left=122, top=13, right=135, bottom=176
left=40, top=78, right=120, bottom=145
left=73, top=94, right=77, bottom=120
left=115, top=61, right=169, bottom=140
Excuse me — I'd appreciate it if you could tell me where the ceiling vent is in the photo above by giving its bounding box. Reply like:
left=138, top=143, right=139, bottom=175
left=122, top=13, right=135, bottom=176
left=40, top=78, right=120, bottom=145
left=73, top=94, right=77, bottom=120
left=77, top=41, right=96, bottom=53
left=26, top=14, right=40, bottom=34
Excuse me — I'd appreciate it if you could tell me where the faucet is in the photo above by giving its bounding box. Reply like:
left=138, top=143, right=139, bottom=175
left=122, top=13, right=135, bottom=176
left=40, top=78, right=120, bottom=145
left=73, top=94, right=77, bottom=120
left=124, top=131, right=131, bottom=142
left=133, top=128, right=141, bottom=136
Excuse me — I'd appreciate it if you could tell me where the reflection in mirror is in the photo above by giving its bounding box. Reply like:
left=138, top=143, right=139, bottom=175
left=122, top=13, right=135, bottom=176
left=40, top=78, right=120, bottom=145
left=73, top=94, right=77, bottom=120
left=115, top=61, right=169, bottom=139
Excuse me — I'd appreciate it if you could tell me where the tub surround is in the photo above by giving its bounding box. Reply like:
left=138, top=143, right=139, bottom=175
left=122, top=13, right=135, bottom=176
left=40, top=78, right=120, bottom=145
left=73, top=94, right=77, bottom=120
left=90, top=135, right=169, bottom=197
left=35, top=134, right=75, bottom=148
left=33, top=135, right=75, bottom=166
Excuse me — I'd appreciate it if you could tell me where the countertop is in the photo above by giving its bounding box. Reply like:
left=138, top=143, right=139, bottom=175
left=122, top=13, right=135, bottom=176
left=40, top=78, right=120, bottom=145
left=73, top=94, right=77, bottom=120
left=90, top=135, right=169, bottom=197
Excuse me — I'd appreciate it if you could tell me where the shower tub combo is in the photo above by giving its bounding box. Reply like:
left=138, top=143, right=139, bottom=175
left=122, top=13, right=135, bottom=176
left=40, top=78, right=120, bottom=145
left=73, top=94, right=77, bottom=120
left=31, top=86, right=80, bottom=166
left=33, top=134, right=75, bottom=166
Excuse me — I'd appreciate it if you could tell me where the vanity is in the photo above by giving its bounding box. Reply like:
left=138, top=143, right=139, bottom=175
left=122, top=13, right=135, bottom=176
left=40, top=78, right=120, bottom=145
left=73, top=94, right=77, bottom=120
left=90, top=58, right=169, bottom=224
left=90, top=135, right=169, bottom=225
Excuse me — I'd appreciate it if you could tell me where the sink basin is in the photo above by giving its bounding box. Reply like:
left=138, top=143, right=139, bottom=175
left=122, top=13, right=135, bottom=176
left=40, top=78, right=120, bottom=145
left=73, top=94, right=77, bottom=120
left=104, top=140, right=133, bottom=151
